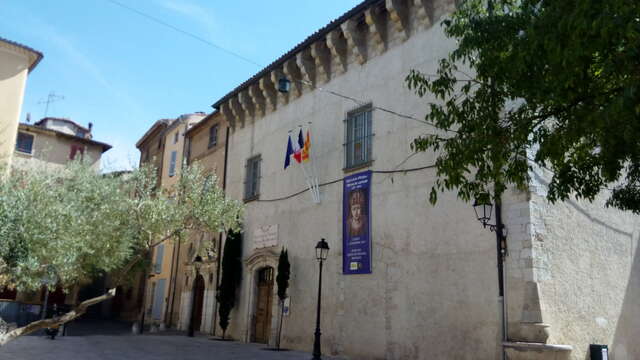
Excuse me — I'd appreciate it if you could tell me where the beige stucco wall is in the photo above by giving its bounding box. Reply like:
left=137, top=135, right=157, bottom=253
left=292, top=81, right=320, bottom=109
left=0, top=46, right=30, bottom=171
left=222, top=7, right=504, bottom=359
left=522, top=167, right=640, bottom=360
left=173, top=113, right=227, bottom=332
left=12, top=128, right=103, bottom=169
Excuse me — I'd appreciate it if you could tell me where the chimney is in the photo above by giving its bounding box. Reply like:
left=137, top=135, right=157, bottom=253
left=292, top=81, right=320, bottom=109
left=26, top=113, right=31, bottom=123
left=88, top=122, right=93, bottom=133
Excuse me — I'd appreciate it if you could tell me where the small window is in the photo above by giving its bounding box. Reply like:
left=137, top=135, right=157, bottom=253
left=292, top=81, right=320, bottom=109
left=157, top=139, right=162, bottom=150
left=208, top=124, right=219, bottom=149
left=69, top=144, right=85, bottom=160
left=345, top=105, right=373, bottom=169
left=16, top=132, right=34, bottom=154
left=168, top=151, right=177, bottom=177
left=76, top=130, right=86, bottom=138
left=244, top=155, right=261, bottom=201
left=173, top=131, right=179, bottom=144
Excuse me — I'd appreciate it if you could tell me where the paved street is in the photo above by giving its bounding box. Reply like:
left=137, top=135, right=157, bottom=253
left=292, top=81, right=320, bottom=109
left=2, top=321, right=344, bottom=360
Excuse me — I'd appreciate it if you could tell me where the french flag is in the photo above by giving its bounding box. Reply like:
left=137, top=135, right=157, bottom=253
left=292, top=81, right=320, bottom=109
left=284, top=134, right=294, bottom=169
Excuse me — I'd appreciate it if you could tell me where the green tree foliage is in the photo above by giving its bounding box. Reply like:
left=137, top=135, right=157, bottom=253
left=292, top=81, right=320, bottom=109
left=0, top=161, right=243, bottom=345
left=275, top=248, right=290, bottom=349
left=406, top=0, right=640, bottom=210
left=276, top=249, right=290, bottom=302
left=217, top=229, right=242, bottom=339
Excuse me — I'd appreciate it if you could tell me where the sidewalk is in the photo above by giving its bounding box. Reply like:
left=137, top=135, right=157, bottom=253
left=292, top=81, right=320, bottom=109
left=2, top=320, right=346, bottom=360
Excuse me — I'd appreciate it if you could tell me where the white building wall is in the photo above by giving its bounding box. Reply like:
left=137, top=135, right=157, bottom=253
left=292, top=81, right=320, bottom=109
left=223, top=13, right=502, bottom=359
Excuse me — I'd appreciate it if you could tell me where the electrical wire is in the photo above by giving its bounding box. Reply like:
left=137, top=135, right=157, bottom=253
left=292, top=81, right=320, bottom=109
left=256, top=163, right=436, bottom=203
left=105, top=0, right=263, bottom=68
left=104, top=0, right=451, bottom=131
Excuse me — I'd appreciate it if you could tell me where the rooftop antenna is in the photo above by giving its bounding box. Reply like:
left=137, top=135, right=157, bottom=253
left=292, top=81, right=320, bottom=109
left=37, top=91, right=65, bottom=118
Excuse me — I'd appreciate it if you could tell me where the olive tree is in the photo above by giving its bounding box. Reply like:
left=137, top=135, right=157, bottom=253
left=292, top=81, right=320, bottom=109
left=0, top=161, right=242, bottom=346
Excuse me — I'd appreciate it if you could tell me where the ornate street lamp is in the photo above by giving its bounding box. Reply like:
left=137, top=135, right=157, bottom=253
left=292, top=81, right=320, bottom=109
left=312, top=238, right=329, bottom=360
left=278, top=76, right=291, bottom=93
left=473, top=194, right=508, bottom=360
left=188, top=256, right=203, bottom=337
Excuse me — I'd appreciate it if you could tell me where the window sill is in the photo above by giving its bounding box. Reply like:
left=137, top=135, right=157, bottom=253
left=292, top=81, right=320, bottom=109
left=243, top=195, right=259, bottom=203
left=15, top=150, right=33, bottom=156
left=343, top=160, right=374, bottom=173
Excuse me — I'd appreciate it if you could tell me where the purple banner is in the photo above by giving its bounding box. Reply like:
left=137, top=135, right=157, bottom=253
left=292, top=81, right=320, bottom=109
left=343, top=170, right=372, bottom=275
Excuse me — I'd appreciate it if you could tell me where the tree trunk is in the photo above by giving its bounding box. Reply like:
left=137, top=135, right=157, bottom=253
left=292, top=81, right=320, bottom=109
left=0, top=288, right=116, bottom=347
left=276, top=299, right=284, bottom=350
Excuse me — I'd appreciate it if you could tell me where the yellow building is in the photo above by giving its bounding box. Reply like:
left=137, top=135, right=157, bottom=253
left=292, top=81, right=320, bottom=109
left=171, top=111, right=229, bottom=334
left=0, top=37, right=42, bottom=173
left=135, top=113, right=205, bottom=330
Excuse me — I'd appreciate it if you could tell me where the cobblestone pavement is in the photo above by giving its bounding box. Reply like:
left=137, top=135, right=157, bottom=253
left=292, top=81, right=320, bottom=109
left=2, top=320, right=344, bottom=360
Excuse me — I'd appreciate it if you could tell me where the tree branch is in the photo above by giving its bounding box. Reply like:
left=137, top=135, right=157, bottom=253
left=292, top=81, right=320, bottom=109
left=0, top=288, right=116, bottom=347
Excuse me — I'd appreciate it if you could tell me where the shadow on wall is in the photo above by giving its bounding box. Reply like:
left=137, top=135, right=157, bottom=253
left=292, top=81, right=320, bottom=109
left=0, top=58, right=24, bottom=81
left=611, top=239, right=640, bottom=359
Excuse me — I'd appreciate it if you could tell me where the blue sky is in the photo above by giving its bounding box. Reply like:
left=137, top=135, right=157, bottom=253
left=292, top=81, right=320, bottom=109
left=1, top=0, right=362, bottom=171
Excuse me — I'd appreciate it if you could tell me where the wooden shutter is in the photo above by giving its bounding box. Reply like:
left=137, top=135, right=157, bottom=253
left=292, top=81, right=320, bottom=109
left=152, top=279, right=165, bottom=320
left=154, top=244, right=164, bottom=274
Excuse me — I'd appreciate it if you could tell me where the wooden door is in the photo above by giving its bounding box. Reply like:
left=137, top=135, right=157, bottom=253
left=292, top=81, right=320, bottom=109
left=254, top=267, right=274, bottom=343
left=192, top=275, right=205, bottom=332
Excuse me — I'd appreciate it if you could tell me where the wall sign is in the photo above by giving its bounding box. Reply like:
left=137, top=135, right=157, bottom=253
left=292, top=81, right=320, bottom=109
left=343, top=170, right=372, bottom=275
left=253, top=224, right=278, bottom=249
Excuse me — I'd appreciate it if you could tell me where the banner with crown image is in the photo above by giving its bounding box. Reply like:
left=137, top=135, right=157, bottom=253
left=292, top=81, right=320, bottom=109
left=342, top=170, right=372, bottom=275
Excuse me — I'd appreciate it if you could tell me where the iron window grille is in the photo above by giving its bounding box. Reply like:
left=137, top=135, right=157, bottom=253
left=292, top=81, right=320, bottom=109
left=244, top=155, right=261, bottom=201
left=208, top=124, right=219, bottom=149
left=344, top=104, right=373, bottom=170
left=16, top=132, right=34, bottom=154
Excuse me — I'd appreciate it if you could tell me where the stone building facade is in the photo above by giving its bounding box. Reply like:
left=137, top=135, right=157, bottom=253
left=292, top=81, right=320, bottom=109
left=203, top=0, right=639, bottom=359
left=173, top=111, right=229, bottom=333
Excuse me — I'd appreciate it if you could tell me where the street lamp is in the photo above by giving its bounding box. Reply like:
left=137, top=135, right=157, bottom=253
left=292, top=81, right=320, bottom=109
left=278, top=76, right=291, bottom=93
left=473, top=194, right=507, bottom=360
left=188, top=256, right=203, bottom=337
left=312, top=238, right=329, bottom=360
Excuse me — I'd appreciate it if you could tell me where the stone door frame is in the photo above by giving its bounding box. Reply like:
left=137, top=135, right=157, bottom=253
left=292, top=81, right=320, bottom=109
left=243, top=248, right=279, bottom=345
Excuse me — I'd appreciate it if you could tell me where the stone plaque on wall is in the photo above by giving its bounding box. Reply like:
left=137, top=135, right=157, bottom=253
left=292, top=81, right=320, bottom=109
left=253, top=224, right=278, bottom=249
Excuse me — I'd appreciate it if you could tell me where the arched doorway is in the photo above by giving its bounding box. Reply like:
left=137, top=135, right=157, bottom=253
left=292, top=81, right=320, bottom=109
left=253, top=267, right=274, bottom=344
left=191, top=274, right=205, bottom=333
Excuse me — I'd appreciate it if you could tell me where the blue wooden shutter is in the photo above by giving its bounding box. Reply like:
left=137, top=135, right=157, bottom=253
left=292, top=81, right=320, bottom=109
left=154, top=244, right=164, bottom=274
left=152, top=279, right=165, bottom=320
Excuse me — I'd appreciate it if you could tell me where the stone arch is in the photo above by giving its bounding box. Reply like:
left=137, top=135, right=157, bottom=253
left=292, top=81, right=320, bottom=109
left=243, top=248, right=279, bottom=345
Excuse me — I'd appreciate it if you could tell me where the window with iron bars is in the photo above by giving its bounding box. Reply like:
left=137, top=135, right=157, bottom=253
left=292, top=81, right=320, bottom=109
left=244, top=155, right=261, bottom=201
left=344, top=105, right=373, bottom=170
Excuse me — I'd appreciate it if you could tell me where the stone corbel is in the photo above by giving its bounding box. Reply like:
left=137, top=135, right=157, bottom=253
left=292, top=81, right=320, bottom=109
left=220, top=101, right=235, bottom=129
left=239, top=90, right=255, bottom=123
left=296, top=48, right=316, bottom=89
left=386, top=0, right=410, bottom=41
left=283, top=59, right=303, bottom=99
left=248, top=84, right=266, bottom=118
left=340, top=19, right=367, bottom=65
left=327, top=30, right=348, bottom=74
left=311, top=40, right=332, bottom=84
left=230, top=96, right=245, bottom=128
left=365, top=7, right=387, bottom=55
left=413, top=0, right=432, bottom=29
left=259, top=76, right=277, bottom=112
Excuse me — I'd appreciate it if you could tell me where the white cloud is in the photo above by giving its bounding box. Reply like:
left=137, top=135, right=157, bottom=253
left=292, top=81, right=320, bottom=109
left=160, top=0, right=218, bottom=39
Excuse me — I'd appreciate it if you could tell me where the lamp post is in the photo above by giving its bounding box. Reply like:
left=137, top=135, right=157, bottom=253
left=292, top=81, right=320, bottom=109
left=473, top=194, right=507, bottom=360
left=188, top=256, right=203, bottom=337
left=312, top=238, right=329, bottom=360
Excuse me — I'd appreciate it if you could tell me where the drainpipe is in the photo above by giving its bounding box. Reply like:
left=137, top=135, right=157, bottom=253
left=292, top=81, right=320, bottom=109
left=495, top=201, right=508, bottom=360
left=212, top=125, right=230, bottom=336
